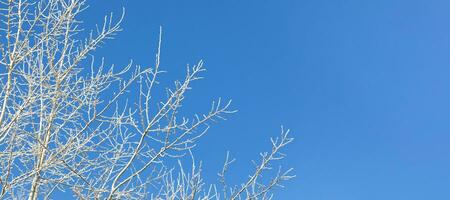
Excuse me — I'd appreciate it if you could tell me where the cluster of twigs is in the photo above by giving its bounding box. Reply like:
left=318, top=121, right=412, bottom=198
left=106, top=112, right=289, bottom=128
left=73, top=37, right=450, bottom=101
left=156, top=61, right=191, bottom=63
left=0, top=1, right=294, bottom=199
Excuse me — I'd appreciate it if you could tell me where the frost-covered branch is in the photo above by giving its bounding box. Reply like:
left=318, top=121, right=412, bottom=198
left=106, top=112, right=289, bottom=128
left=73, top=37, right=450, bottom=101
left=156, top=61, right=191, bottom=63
left=0, top=1, right=294, bottom=199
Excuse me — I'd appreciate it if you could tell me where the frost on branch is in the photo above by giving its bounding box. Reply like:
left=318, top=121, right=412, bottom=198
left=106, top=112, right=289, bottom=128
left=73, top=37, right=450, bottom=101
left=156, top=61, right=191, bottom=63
left=0, top=1, right=294, bottom=199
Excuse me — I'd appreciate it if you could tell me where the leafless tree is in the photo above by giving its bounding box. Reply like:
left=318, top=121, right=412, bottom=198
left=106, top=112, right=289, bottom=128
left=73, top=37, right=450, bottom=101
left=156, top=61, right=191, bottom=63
left=0, top=0, right=294, bottom=199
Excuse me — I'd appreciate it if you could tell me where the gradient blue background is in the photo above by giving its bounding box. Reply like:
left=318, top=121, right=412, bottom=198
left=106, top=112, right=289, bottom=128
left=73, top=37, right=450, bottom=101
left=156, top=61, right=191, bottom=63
left=81, top=1, right=450, bottom=199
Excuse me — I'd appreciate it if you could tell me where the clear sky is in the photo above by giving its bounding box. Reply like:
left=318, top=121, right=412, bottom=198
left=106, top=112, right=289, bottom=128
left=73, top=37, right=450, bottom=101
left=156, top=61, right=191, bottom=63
left=83, top=1, right=450, bottom=199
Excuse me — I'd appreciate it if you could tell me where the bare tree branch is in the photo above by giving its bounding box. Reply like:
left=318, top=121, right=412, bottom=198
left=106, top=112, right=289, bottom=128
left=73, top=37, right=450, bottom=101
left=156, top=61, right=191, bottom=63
left=0, top=1, right=294, bottom=199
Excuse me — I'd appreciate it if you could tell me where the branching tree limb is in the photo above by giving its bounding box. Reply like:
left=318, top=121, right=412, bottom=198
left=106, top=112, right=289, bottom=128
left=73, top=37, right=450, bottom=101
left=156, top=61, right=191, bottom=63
left=0, top=1, right=294, bottom=199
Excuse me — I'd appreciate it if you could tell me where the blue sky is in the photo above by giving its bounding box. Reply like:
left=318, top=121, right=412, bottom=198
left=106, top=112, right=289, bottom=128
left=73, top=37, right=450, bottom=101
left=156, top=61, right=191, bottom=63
left=84, top=0, right=450, bottom=199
